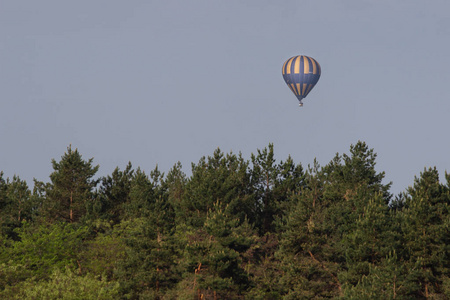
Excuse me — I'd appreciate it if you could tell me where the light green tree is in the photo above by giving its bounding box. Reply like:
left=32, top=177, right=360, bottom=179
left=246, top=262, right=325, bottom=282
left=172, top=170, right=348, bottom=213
left=0, top=268, right=120, bottom=300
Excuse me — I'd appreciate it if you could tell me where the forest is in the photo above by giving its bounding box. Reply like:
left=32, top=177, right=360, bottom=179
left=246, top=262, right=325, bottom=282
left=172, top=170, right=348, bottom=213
left=0, top=141, right=449, bottom=299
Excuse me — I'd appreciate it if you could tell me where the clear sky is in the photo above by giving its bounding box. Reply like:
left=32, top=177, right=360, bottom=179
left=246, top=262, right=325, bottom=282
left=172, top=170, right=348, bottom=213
left=1, top=1, right=449, bottom=195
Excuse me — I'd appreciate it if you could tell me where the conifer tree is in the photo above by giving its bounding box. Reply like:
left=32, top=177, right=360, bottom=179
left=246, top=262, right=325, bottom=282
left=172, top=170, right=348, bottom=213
left=340, top=192, right=402, bottom=297
left=251, top=144, right=278, bottom=233
left=40, top=146, right=99, bottom=223
left=278, top=161, right=341, bottom=298
left=0, top=174, right=32, bottom=239
left=343, top=251, right=408, bottom=299
left=115, top=168, right=179, bottom=299
left=177, top=202, right=256, bottom=299
left=164, top=161, right=187, bottom=219
left=0, top=173, right=10, bottom=238
left=180, top=148, right=253, bottom=228
left=399, top=167, right=450, bottom=298
left=93, top=162, right=134, bottom=223
left=278, top=141, right=391, bottom=298
left=251, top=144, right=305, bottom=234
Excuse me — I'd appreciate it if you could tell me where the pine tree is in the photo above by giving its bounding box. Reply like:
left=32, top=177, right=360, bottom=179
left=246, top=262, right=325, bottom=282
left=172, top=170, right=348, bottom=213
left=340, top=193, right=403, bottom=297
left=399, top=167, right=450, bottom=298
left=114, top=168, right=179, bottom=299
left=277, top=141, right=391, bottom=298
left=343, top=251, right=408, bottom=299
left=250, top=144, right=305, bottom=234
left=41, top=146, right=99, bottom=223
left=0, top=174, right=32, bottom=239
left=176, top=202, right=256, bottom=299
left=277, top=161, right=341, bottom=299
left=164, top=161, right=187, bottom=220
left=179, top=148, right=253, bottom=228
left=93, top=162, right=134, bottom=223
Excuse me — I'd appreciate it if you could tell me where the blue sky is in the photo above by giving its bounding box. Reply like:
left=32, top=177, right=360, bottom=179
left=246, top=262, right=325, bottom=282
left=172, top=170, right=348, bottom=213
left=1, top=1, right=449, bottom=194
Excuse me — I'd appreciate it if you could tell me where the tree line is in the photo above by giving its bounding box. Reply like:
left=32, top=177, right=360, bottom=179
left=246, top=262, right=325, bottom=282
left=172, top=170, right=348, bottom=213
left=0, top=141, right=449, bottom=299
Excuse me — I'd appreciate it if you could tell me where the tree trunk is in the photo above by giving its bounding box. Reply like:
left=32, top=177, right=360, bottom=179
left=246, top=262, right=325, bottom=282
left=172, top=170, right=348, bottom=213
left=70, top=190, right=73, bottom=222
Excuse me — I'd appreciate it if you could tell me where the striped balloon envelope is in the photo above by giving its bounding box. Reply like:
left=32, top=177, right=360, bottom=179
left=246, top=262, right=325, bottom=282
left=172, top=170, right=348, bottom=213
left=282, top=55, right=321, bottom=106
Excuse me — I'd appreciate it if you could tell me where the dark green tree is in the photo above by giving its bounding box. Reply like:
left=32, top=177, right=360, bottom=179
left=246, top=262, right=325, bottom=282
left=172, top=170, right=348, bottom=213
left=277, top=161, right=341, bottom=299
left=340, top=192, right=402, bottom=297
left=175, top=202, right=256, bottom=299
left=164, top=161, right=187, bottom=219
left=179, top=148, right=253, bottom=228
left=251, top=144, right=305, bottom=234
left=92, top=162, right=134, bottom=223
left=0, top=172, right=6, bottom=205
left=114, top=168, right=179, bottom=299
left=77, top=219, right=127, bottom=280
left=342, top=250, right=408, bottom=299
left=40, top=146, right=99, bottom=223
left=0, top=174, right=33, bottom=239
left=277, top=141, right=391, bottom=298
left=399, top=167, right=450, bottom=298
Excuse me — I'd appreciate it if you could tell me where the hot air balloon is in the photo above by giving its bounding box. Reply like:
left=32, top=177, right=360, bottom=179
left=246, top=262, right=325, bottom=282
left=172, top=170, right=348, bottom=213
left=282, top=55, right=321, bottom=107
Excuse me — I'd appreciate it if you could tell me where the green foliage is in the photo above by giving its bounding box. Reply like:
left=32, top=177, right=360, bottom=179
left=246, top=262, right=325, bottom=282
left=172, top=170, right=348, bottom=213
left=79, top=220, right=127, bottom=280
left=342, top=251, right=407, bottom=299
left=112, top=168, right=179, bottom=299
left=340, top=193, right=400, bottom=284
left=244, top=233, right=283, bottom=299
left=0, top=267, right=120, bottom=299
left=398, top=167, right=450, bottom=298
left=1, top=222, right=89, bottom=282
left=0, top=174, right=33, bottom=240
left=1, top=141, right=449, bottom=299
left=39, top=146, right=99, bottom=223
left=250, top=143, right=305, bottom=234
left=93, top=162, right=134, bottom=223
left=164, top=161, right=187, bottom=207
left=276, top=141, right=393, bottom=298
left=115, top=216, right=180, bottom=299
left=0, top=263, right=33, bottom=291
left=179, top=148, right=254, bottom=228
left=178, top=203, right=257, bottom=299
